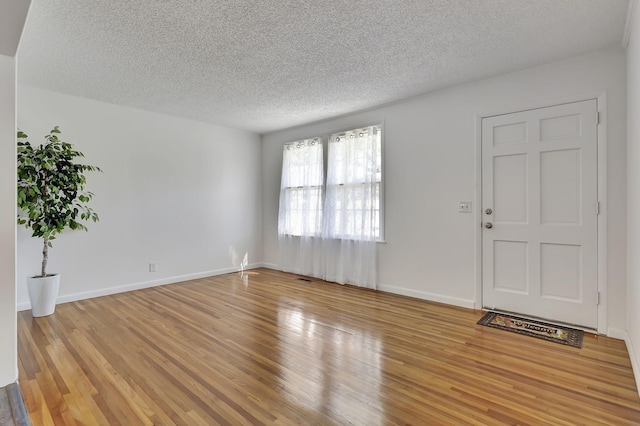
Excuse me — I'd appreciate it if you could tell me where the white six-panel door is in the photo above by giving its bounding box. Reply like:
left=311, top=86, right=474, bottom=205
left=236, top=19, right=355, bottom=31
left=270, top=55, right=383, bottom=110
left=482, top=100, right=598, bottom=328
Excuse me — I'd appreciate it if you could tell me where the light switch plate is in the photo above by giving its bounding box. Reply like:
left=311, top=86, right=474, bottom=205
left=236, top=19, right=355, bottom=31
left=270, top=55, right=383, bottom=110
left=459, top=201, right=472, bottom=213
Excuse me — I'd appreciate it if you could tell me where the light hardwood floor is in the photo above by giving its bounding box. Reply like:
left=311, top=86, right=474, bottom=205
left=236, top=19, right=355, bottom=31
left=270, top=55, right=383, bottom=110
left=17, top=268, right=640, bottom=425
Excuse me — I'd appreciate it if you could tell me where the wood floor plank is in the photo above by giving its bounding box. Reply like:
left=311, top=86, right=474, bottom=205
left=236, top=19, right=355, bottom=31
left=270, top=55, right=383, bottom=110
left=17, top=268, right=640, bottom=425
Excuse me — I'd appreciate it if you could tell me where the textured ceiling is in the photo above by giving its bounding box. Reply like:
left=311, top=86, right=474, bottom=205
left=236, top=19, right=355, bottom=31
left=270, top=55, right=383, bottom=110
left=17, top=0, right=629, bottom=134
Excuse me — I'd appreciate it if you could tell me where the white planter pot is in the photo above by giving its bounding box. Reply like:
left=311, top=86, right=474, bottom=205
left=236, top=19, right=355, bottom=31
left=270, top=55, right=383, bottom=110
left=27, top=274, right=60, bottom=317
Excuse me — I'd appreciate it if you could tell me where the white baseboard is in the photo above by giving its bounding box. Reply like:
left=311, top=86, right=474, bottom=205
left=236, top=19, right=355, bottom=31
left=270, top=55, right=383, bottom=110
left=608, top=327, right=640, bottom=399
left=252, top=263, right=476, bottom=309
left=257, top=262, right=279, bottom=270
left=17, top=263, right=263, bottom=312
left=607, top=327, right=629, bottom=340
left=377, top=283, right=476, bottom=309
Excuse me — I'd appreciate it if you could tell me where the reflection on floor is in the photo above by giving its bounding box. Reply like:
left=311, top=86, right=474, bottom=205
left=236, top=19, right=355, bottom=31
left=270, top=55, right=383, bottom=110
left=17, top=268, right=640, bottom=425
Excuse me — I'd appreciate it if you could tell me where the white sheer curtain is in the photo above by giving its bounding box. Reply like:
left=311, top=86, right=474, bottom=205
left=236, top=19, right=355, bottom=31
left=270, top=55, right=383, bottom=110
left=278, top=138, right=324, bottom=276
left=322, top=125, right=381, bottom=289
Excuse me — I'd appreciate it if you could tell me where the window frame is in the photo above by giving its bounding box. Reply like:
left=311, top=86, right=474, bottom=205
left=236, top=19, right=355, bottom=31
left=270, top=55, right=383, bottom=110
left=278, top=137, right=324, bottom=237
left=277, top=124, right=385, bottom=242
left=324, top=124, right=384, bottom=242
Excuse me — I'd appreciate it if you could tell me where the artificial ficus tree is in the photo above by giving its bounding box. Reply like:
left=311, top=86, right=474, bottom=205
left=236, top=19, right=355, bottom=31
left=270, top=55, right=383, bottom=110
left=17, top=126, right=101, bottom=277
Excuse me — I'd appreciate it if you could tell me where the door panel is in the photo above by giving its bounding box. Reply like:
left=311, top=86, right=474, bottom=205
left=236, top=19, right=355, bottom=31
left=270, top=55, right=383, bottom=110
left=493, top=154, right=528, bottom=223
left=540, top=243, right=581, bottom=300
left=493, top=240, right=528, bottom=293
left=482, top=100, right=598, bottom=328
left=540, top=149, right=581, bottom=224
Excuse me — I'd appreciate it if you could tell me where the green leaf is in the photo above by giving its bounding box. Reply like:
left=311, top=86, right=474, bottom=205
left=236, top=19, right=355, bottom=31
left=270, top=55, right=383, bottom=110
left=16, top=126, right=101, bottom=261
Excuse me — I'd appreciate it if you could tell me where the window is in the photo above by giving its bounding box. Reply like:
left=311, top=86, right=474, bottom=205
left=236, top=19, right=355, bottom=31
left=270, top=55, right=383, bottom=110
left=324, top=125, right=382, bottom=241
left=277, top=125, right=383, bottom=241
left=278, top=138, right=323, bottom=237
left=277, top=126, right=382, bottom=288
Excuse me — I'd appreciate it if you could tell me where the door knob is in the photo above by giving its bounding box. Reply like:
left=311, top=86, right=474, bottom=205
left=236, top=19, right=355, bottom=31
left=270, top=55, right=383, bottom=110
left=484, top=222, right=493, bottom=229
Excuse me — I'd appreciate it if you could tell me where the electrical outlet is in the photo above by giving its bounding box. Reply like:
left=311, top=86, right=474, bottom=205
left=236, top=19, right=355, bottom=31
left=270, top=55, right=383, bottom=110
left=149, top=262, right=157, bottom=272
left=458, top=201, right=472, bottom=213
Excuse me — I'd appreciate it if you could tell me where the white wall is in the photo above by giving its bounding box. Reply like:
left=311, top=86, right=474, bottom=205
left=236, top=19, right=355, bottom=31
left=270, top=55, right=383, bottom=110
left=262, top=48, right=627, bottom=330
left=17, top=86, right=262, bottom=306
left=0, top=0, right=30, bottom=56
left=626, top=1, right=640, bottom=393
left=0, top=54, right=17, bottom=387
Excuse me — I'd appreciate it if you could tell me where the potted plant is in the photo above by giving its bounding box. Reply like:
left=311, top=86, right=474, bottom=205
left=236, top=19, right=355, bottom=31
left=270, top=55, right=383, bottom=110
left=17, top=126, right=101, bottom=317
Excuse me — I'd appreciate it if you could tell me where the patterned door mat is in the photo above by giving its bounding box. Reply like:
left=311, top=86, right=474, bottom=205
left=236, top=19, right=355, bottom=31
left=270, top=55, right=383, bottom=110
left=477, top=311, right=583, bottom=348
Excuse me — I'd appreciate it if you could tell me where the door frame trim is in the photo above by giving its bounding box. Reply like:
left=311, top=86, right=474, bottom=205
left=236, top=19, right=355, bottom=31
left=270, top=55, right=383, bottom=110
left=474, top=92, right=608, bottom=334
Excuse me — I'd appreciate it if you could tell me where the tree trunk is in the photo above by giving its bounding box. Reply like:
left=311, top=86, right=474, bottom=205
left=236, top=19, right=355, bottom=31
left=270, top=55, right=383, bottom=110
left=41, top=238, right=48, bottom=277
